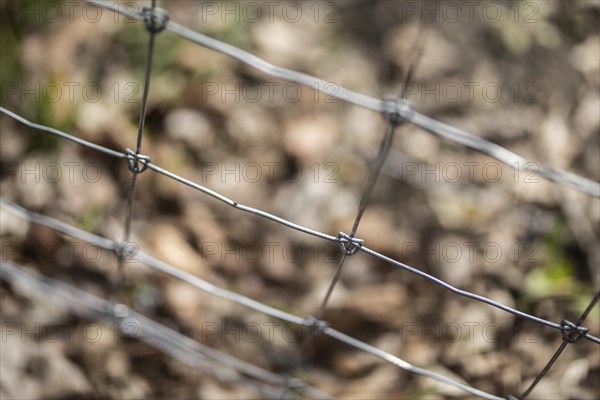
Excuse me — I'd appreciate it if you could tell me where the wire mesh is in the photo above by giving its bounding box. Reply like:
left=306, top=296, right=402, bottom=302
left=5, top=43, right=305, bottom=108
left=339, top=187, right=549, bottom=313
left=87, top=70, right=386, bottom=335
left=1, top=1, right=599, bottom=399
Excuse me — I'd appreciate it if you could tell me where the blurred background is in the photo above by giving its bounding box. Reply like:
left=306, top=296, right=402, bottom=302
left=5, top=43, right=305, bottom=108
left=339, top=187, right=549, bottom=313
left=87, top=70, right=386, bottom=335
left=1, top=0, right=599, bottom=398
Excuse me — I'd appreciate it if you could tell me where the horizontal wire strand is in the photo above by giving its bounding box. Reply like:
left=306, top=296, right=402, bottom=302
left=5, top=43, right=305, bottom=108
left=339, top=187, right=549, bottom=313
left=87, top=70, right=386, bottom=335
left=0, top=260, right=329, bottom=399
left=0, top=198, right=503, bottom=399
left=0, top=197, right=305, bottom=326
left=2, top=107, right=598, bottom=344
left=359, top=245, right=600, bottom=344
left=518, top=290, right=600, bottom=399
left=3, top=2, right=598, bottom=398
left=0, top=107, right=337, bottom=243
left=84, top=0, right=600, bottom=198
left=324, top=327, right=504, bottom=400
left=0, top=107, right=125, bottom=159
left=146, top=163, right=338, bottom=242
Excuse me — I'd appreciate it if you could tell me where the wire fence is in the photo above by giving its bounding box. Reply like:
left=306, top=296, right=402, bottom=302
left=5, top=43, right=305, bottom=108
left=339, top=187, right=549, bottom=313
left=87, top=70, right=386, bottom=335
left=0, top=259, right=332, bottom=400
left=1, top=0, right=599, bottom=399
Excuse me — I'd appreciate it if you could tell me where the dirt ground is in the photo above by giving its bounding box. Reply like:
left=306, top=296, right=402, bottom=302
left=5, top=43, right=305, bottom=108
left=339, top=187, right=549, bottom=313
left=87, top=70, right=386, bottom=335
left=1, top=1, right=599, bottom=399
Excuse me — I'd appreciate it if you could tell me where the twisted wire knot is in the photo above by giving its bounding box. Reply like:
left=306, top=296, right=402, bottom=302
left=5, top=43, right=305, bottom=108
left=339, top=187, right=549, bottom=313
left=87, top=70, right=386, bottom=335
left=142, top=7, right=170, bottom=34
left=383, top=96, right=412, bottom=126
left=125, top=148, right=151, bottom=174
left=284, top=376, right=305, bottom=391
left=337, top=231, right=364, bottom=256
left=114, top=241, right=138, bottom=263
left=278, top=376, right=306, bottom=400
left=304, top=316, right=330, bottom=336
left=560, top=319, right=589, bottom=343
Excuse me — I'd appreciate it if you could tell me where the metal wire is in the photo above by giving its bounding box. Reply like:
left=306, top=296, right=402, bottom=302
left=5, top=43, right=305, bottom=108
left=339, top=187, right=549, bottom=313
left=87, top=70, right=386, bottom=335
left=315, top=47, right=420, bottom=316
left=518, top=290, right=600, bottom=399
left=0, top=198, right=305, bottom=326
left=2, top=109, right=597, bottom=345
left=0, top=107, right=600, bottom=343
left=0, top=107, right=124, bottom=159
left=0, top=260, right=330, bottom=399
left=0, top=107, right=337, bottom=243
left=0, top=198, right=502, bottom=400
left=359, top=245, right=600, bottom=344
left=2, top=108, right=599, bottom=399
left=317, top=113, right=401, bottom=318
left=2, top=1, right=599, bottom=398
left=86, top=0, right=600, bottom=198
left=117, top=0, right=163, bottom=298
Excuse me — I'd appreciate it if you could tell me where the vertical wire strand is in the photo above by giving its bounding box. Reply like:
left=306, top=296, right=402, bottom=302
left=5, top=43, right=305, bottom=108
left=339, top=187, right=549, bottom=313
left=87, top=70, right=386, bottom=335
left=5, top=1, right=598, bottom=397
left=316, top=121, right=399, bottom=318
left=282, top=116, right=400, bottom=400
left=518, top=290, right=600, bottom=399
left=285, top=26, right=430, bottom=397
left=350, top=122, right=399, bottom=237
left=116, top=0, right=158, bottom=298
left=290, top=24, right=428, bottom=395
left=399, top=23, right=428, bottom=100
left=317, top=20, right=427, bottom=317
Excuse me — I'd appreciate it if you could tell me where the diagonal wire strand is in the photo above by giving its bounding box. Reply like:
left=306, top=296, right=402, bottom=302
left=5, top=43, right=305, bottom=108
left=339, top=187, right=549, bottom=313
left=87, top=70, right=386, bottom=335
left=0, top=197, right=305, bottom=326
left=317, top=121, right=400, bottom=319
left=359, top=246, right=600, bottom=344
left=299, top=105, right=405, bottom=400
left=0, top=260, right=330, bottom=399
left=135, top=0, right=157, bottom=155
left=85, top=0, right=600, bottom=198
left=3, top=3, right=599, bottom=396
left=0, top=198, right=506, bottom=399
left=518, top=290, right=600, bottom=399
left=324, top=327, right=505, bottom=400
left=0, top=107, right=337, bottom=243
left=118, top=0, right=159, bottom=297
left=0, top=107, right=124, bottom=159
left=145, top=163, right=338, bottom=242
left=399, top=23, right=429, bottom=101
left=318, top=17, right=426, bottom=321
left=350, top=122, right=399, bottom=237
left=1, top=110, right=598, bottom=344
